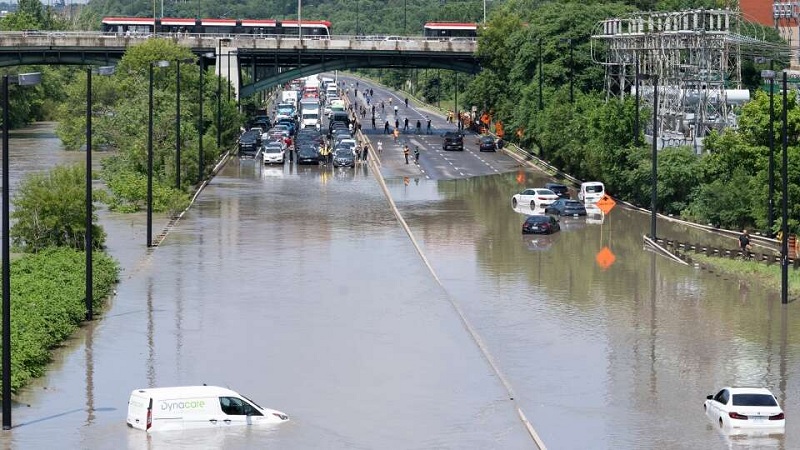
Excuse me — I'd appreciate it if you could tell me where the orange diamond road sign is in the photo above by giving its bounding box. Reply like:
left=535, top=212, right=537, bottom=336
left=596, top=246, right=616, bottom=270
left=595, top=194, right=617, bottom=214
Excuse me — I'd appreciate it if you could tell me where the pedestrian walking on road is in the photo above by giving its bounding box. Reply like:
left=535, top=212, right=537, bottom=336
left=426, top=116, right=432, bottom=134
left=413, top=145, right=420, bottom=163
left=416, top=120, right=421, bottom=134
left=372, top=116, right=376, bottom=129
left=403, top=145, right=410, bottom=164
left=403, top=117, right=409, bottom=131
left=377, top=141, right=383, bottom=154
left=362, top=144, right=369, bottom=162
left=404, top=97, right=409, bottom=108
left=395, top=118, right=399, bottom=130
left=384, top=121, right=390, bottom=134
left=393, top=128, right=400, bottom=142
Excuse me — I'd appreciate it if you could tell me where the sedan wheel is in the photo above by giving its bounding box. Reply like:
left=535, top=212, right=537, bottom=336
left=530, top=200, right=536, bottom=208
left=512, top=198, right=518, bottom=207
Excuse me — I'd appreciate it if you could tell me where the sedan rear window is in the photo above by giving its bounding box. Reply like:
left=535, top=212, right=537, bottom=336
left=731, top=394, right=778, bottom=407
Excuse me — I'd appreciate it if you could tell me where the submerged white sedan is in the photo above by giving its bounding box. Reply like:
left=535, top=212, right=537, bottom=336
left=704, top=387, right=785, bottom=431
left=511, top=188, right=559, bottom=209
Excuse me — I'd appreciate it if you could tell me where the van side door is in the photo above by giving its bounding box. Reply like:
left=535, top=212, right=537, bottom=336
left=219, top=396, right=263, bottom=426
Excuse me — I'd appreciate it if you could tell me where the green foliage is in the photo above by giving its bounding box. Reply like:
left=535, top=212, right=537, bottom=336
left=10, top=164, right=107, bottom=253
left=0, top=247, right=119, bottom=393
left=55, top=38, right=240, bottom=212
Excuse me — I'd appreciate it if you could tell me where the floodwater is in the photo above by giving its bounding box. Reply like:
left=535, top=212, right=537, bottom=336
left=1, top=124, right=798, bottom=449
left=389, top=172, right=799, bottom=449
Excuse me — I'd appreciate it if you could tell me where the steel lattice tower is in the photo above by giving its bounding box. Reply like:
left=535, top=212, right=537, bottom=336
left=591, top=9, right=747, bottom=152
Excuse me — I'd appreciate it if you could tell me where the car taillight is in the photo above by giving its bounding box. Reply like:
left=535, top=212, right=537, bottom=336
left=769, top=412, right=785, bottom=420
left=146, top=407, right=152, bottom=430
left=728, top=412, right=748, bottom=420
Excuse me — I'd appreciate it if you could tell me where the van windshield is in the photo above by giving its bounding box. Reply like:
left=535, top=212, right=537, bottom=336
left=240, top=394, right=263, bottom=410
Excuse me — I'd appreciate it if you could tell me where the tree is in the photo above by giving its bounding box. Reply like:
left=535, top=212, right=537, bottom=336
left=10, top=164, right=106, bottom=252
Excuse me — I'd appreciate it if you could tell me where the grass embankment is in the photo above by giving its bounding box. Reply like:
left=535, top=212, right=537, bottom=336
left=689, top=253, right=800, bottom=299
left=1, top=247, right=119, bottom=393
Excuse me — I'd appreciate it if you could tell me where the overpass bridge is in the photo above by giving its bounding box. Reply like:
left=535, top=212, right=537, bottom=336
left=0, top=32, right=479, bottom=98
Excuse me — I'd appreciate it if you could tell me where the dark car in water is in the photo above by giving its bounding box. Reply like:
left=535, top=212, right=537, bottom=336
left=332, top=148, right=355, bottom=167
left=544, top=199, right=587, bottom=217
left=544, top=182, right=570, bottom=199
left=522, top=215, right=560, bottom=235
left=478, top=135, right=496, bottom=152
left=442, top=131, right=464, bottom=151
left=238, top=130, right=261, bottom=157
left=297, top=145, right=321, bottom=165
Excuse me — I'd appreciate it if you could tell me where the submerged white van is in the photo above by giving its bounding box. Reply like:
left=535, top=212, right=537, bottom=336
left=578, top=181, right=605, bottom=203
left=127, top=385, right=288, bottom=432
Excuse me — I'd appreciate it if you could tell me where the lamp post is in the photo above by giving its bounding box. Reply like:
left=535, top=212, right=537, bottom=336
left=148, top=60, right=170, bottom=248
left=404, top=0, right=407, bottom=35
left=298, top=0, right=302, bottom=41
left=85, top=66, right=114, bottom=322
left=199, top=52, right=214, bottom=183
left=216, top=42, right=222, bottom=149
left=356, top=0, right=359, bottom=35
left=634, top=58, right=640, bottom=146
left=175, top=58, right=193, bottom=190
left=538, top=37, right=543, bottom=111
left=781, top=70, right=788, bottom=305
left=762, top=67, right=776, bottom=235
left=560, top=38, right=574, bottom=104
left=2, top=71, right=42, bottom=430
left=638, top=72, right=658, bottom=239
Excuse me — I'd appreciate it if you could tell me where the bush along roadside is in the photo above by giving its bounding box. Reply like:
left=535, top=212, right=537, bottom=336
left=0, top=247, right=119, bottom=393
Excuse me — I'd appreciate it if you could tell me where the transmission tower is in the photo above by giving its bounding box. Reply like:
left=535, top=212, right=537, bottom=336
left=591, top=9, right=748, bottom=152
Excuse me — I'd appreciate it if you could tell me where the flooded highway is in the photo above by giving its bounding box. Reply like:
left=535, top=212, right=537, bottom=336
left=2, top=121, right=799, bottom=449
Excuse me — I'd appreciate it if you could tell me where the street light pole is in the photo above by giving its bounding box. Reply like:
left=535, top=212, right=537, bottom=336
left=85, top=68, right=93, bottom=320
left=651, top=74, right=659, bottom=239
left=85, top=66, right=113, bottom=322
left=216, top=46, right=222, bottom=149
left=404, top=0, right=407, bottom=35
left=298, top=0, right=302, bottom=41
left=147, top=63, right=154, bottom=248
left=763, top=66, right=776, bottom=235
left=148, top=61, right=169, bottom=248
left=1, top=74, right=10, bottom=431
left=175, top=59, right=181, bottom=189
left=559, top=38, right=574, bottom=104
left=634, top=59, right=640, bottom=146
left=781, top=70, right=789, bottom=305
left=199, top=56, right=206, bottom=183
left=538, top=37, right=543, bottom=111
left=2, top=72, right=41, bottom=430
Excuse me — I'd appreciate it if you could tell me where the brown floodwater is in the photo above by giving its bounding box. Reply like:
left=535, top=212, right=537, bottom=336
left=0, top=123, right=797, bottom=450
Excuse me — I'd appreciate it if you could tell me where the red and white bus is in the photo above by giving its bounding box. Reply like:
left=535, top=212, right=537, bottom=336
left=101, top=17, right=332, bottom=37
left=423, top=22, right=478, bottom=39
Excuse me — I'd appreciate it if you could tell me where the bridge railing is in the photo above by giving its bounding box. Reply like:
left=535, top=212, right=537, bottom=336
left=0, top=30, right=475, bottom=43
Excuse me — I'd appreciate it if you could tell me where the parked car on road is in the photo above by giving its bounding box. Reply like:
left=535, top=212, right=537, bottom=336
left=297, top=145, right=321, bottom=165
left=521, top=215, right=560, bottom=235
left=512, top=188, right=559, bottom=208
left=544, top=182, right=570, bottom=199
left=704, top=387, right=785, bottom=431
left=545, top=199, right=587, bottom=217
left=333, top=148, right=355, bottom=167
left=238, top=130, right=261, bottom=157
left=478, top=135, right=497, bottom=152
left=442, top=131, right=464, bottom=151
left=262, top=142, right=286, bottom=165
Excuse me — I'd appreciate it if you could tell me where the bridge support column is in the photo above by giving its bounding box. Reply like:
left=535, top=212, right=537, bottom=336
left=216, top=46, right=240, bottom=101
